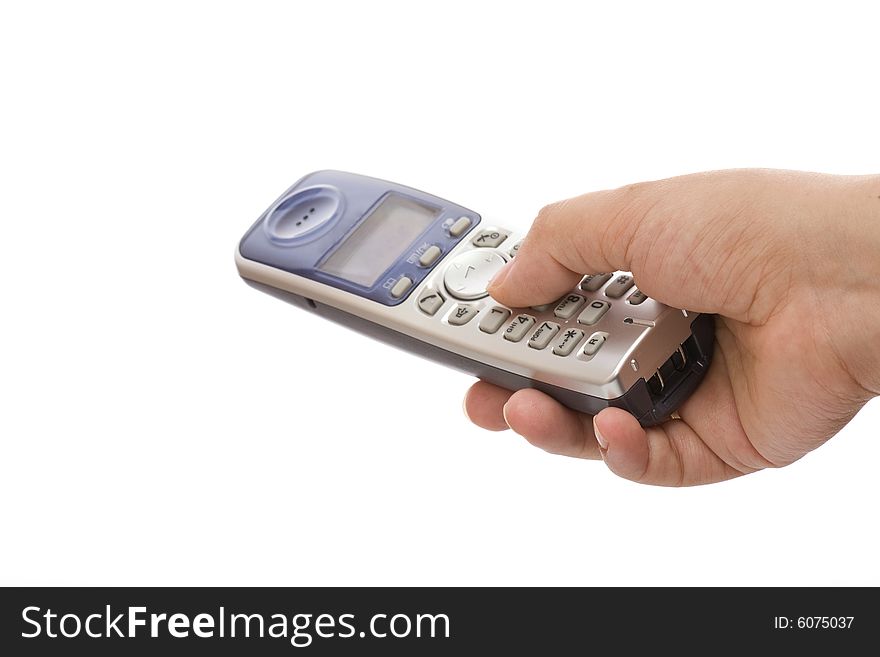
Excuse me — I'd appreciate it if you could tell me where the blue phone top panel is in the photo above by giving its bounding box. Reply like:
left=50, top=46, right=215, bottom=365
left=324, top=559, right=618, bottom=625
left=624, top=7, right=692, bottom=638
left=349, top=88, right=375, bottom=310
left=239, top=171, right=481, bottom=305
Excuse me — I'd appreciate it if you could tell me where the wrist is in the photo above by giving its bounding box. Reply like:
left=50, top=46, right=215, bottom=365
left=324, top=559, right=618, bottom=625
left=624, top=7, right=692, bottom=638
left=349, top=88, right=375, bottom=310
left=840, top=175, right=880, bottom=275
left=820, top=175, right=880, bottom=395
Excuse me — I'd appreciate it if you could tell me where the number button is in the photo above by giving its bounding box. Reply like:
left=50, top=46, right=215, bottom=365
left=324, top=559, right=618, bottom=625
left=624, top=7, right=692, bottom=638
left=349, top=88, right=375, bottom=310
left=552, top=328, right=584, bottom=356
left=553, top=294, right=586, bottom=319
left=582, top=331, right=609, bottom=356
left=580, top=273, right=612, bottom=292
left=417, top=288, right=445, bottom=315
left=448, top=304, right=478, bottom=326
left=578, top=300, right=611, bottom=325
left=528, top=321, right=560, bottom=350
left=626, top=289, right=648, bottom=305
left=472, top=229, right=509, bottom=247
left=479, top=306, right=511, bottom=334
left=604, top=274, right=634, bottom=298
left=503, top=314, right=536, bottom=342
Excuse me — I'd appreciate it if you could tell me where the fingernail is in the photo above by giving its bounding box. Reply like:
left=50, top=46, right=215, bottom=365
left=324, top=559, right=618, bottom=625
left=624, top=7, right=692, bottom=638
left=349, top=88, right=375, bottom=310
left=593, top=416, right=608, bottom=450
left=501, top=401, right=512, bottom=429
left=488, top=259, right=515, bottom=290
left=461, top=396, right=471, bottom=422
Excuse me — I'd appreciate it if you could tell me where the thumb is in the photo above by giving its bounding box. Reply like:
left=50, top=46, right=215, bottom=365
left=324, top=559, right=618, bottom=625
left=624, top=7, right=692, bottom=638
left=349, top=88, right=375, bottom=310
left=487, top=188, right=644, bottom=308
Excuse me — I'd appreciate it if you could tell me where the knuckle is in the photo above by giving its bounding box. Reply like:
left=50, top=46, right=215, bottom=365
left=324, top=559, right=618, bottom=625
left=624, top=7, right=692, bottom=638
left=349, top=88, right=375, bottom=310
left=602, top=184, right=659, bottom=269
left=532, top=201, right=565, bottom=234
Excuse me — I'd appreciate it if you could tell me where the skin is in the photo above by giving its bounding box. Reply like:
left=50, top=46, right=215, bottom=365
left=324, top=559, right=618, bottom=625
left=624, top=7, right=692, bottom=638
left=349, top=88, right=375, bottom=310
left=463, top=169, right=880, bottom=486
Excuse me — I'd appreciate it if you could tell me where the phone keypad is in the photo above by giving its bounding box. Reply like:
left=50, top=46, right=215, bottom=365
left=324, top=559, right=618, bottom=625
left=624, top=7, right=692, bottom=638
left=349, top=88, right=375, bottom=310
left=504, top=314, right=536, bottom=342
left=425, top=258, right=659, bottom=366
left=421, top=227, right=662, bottom=370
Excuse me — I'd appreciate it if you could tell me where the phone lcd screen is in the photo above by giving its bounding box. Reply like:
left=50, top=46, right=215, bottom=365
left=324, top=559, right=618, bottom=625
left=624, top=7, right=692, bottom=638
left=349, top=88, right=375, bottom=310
left=318, top=194, right=440, bottom=287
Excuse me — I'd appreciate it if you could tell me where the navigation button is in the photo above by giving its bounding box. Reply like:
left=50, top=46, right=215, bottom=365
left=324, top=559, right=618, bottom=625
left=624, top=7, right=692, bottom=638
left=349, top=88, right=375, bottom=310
left=449, top=216, right=472, bottom=237
left=509, top=240, right=522, bottom=258
left=443, top=249, right=508, bottom=300
left=417, top=288, right=445, bottom=315
left=479, top=306, right=511, bottom=334
left=390, top=276, right=413, bottom=299
left=448, top=304, right=478, bottom=326
left=503, top=314, right=536, bottom=342
left=528, top=321, right=560, bottom=350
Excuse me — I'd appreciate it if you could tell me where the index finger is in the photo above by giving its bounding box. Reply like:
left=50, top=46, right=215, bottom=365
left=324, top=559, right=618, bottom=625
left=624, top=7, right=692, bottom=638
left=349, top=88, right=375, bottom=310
left=486, top=188, right=644, bottom=308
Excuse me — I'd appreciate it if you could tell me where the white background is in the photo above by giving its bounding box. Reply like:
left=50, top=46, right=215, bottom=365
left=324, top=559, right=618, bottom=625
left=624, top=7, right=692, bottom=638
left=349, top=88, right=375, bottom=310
left=2, top=1, right=878, bottom=586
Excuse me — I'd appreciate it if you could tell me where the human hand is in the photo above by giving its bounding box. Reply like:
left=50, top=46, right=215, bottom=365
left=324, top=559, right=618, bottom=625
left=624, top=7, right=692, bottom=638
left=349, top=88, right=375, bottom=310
left=464, top=169, right=880, bottom=485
